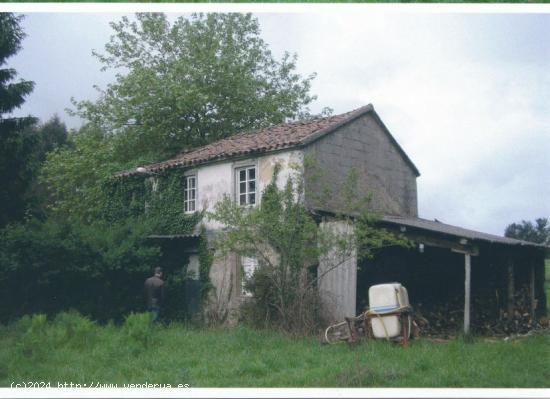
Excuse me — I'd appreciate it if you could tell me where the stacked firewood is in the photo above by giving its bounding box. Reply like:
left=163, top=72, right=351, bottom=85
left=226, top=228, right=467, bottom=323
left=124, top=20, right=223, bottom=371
left=412, top=286, right=544, bottom=337
left=413, top=298, right=463, bottom=337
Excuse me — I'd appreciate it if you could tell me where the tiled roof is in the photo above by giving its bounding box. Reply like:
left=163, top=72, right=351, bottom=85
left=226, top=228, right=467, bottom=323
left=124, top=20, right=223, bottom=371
left=118, top=104, right=419, bottom=177
left=381, top=215, right=547, bottom=249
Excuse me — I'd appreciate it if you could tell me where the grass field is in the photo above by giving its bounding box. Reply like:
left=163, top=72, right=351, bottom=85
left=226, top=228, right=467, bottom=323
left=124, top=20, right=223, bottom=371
left=1, top=312, right=549, bottom=388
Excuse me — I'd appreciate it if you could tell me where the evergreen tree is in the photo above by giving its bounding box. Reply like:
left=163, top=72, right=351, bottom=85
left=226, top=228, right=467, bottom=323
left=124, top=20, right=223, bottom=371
left=0, top=13, right=38, bottom=227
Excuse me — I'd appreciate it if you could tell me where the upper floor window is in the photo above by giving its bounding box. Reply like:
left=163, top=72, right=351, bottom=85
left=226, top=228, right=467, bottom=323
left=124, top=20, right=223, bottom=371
left=236, top=166, right=256, bottom=206
left=183, top=175, right=196, bottom=213
left=144, top=177, right=158, bottom=215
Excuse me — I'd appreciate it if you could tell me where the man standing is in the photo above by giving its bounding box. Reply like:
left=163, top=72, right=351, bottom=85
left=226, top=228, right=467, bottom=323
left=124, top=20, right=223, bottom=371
left=144, top=267, right=164, bottom=322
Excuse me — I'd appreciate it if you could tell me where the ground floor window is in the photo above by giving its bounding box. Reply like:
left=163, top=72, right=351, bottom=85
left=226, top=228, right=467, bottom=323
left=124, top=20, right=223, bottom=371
left=240, top=256, right=258, bottom=296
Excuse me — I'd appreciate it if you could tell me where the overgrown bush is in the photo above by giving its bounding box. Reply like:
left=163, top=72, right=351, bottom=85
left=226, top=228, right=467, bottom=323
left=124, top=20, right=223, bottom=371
left=52, top=311, right=97, bottom=348
left=123, top=312, right=153, bottom=350
left=239, top=265, right=324, bottom=334
left=0, top=217, right=160, bottom=323
left=17, top=314, right=48, bottom=359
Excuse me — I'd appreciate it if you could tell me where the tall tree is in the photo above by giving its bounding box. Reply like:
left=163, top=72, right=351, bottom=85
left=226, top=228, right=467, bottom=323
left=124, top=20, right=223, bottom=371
left=36, top=114, right=68, bottom=158
left=505, top=218, right=549, bottom=245
left=19, top=115, right=69, bottom=219
left=0, top=13, right=38, bottom=227
left=40, top=124, right=124, bottom=224
left=72, top=13, right=323, bottom=163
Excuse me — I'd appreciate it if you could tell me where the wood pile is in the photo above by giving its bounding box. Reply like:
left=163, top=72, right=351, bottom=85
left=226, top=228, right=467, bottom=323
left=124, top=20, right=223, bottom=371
left=412, top=285, right=544, bottom=337
left=413, top=298, right=462, bottom=337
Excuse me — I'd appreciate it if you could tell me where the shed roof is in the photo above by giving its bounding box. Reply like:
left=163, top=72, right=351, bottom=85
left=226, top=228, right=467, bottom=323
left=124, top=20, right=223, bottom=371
left=117, top=104, right=420, bottom=177
left=381, top=215, right=547, bottom=249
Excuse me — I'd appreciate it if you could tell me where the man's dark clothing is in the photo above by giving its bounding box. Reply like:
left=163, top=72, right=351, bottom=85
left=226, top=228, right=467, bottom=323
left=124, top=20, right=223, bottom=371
left=144, top=275, right=164, bottom=322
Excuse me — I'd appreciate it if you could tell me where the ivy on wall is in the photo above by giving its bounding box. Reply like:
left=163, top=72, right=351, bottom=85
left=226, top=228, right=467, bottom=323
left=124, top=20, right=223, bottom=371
left=198, top=226, right=214, bottom=300
left=100, top=168, right=214, bottom=314
left=101, top=168, right=203, bottom=236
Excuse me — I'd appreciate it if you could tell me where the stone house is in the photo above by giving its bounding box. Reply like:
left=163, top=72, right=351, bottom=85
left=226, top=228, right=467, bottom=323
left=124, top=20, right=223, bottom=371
left=120, top=104, right=548, bottom=333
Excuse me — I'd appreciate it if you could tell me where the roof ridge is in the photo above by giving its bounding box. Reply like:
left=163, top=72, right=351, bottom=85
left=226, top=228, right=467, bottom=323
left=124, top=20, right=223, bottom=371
left=172, top=106, right=371, bottom=158
left=117, top=104, right=384, bottom=176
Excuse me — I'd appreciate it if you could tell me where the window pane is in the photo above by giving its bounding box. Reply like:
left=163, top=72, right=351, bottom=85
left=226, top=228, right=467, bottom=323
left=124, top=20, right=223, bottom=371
left=184, top=190, right=188, bottom=201
left=191, top=189, right=195, bottom=200
left=240, top=182, right=246, bottom=194
left=248, top=180, right=255, bottom=192
left=240, top=194, right=246, bottom=205
left=248, top=168, right=255, bottom=180
left=249, top=193, right=255, bottom=204
left=184, top=201, right=188, bottom=212
left=190, top=177, right=195, bottom=188
left=183, top=178, right=187, bottom=190
left=189, top=202, right=195, bottom=212
left=239, top=170, right=246, bottom=181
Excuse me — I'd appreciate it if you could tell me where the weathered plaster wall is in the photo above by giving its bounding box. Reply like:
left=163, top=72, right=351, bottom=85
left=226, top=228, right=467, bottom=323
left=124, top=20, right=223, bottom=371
left=197, top=150, right=303, bottom=322
left=206, top=252, right=241, bottom=324
left=304, top=113, right=418, bottom=217
left=198, top=150, right=303, bottom=231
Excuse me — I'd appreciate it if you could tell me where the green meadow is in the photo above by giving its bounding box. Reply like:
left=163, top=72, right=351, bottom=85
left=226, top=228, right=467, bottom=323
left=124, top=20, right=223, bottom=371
left=2, top=312, right=549, bottom=388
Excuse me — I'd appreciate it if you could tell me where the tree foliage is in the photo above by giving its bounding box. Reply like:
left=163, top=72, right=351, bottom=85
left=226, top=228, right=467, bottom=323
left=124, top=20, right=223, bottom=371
left=35, top=114, right=68, bottom=158
left=505, top=218, right=550, bottom=245
left=71, top=13, right=322, bottom=163
left=40, top=125, right=126, bottom=223
left=0, top=13, right=35, bottom=129
left=0, top=217, right=161, bottom=323
left=0, top=13, right=39, bottom=227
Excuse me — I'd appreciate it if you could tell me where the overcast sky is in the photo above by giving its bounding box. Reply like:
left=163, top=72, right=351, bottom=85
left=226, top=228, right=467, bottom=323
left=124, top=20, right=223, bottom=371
left=6, top=9, right=550, bottom=236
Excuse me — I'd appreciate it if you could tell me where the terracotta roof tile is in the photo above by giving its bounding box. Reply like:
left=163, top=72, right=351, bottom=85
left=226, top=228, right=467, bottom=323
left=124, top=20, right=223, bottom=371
left=118, top=105, right=373, bottom=176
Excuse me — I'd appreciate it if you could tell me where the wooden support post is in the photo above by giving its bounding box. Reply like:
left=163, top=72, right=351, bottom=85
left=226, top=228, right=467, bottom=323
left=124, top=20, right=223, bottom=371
left=529, top=261, right=536, bottom=321
left=507, top=259, right=515, bottom=321
left=464, top=253, right=471, bottom=335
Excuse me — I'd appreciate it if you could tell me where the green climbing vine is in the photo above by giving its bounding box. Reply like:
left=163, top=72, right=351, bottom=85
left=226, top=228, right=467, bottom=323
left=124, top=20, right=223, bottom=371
left=101, top=168, right=203, bottom=236
left=198, top=227, right=214, bottom=300
left=98, top=167, right=213, bottom=319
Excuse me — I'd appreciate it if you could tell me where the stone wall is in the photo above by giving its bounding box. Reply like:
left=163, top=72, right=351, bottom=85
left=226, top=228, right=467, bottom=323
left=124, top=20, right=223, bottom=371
left=304, top=112, right=418, bottom=217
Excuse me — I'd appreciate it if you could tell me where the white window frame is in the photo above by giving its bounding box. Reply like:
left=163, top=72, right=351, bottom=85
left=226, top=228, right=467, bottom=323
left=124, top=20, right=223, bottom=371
left=183, top=175, right=197, bottom=213
left=144, top=177, right=159, bottom=215
left=235, top=165, right=257, bottom=207
left=240, top=256, right=258, bottom=297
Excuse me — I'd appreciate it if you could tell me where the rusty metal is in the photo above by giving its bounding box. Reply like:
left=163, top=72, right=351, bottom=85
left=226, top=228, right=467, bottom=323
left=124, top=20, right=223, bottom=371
left=324, top=306, right=418, bottom=346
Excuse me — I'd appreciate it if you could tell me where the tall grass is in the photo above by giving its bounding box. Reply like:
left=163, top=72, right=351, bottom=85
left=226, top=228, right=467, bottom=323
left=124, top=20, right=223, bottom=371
left=1, top=311, right=549, bottom=387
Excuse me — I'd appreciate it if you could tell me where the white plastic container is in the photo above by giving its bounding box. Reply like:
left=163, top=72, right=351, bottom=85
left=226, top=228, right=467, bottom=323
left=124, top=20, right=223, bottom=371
left=368, top=283, right=409, bottom=339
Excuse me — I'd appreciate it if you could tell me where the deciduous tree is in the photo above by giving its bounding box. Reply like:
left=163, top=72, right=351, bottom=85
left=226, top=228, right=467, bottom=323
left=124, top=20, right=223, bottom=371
left=505, top=218, right=549, bottom=245
left=72, top=13, right=324, bottom=163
